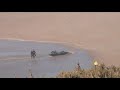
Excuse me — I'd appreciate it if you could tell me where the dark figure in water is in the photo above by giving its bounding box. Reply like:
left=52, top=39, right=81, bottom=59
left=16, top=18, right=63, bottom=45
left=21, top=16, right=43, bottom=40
left=31, top=50, right=36, bottom=59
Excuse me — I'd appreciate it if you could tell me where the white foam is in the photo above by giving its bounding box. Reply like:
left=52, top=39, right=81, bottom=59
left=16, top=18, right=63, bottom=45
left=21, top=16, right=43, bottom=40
left=0, top=38, right=84, bottom=49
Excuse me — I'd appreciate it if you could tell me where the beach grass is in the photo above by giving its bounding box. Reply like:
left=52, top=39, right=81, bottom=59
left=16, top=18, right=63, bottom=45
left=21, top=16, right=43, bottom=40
left=57, top=62, right=120, bottom=78
left=13, top=61, right=120, bottom=78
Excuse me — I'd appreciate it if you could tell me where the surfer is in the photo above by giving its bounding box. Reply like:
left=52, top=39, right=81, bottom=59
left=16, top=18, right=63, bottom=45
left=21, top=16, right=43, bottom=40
left=31, top=50, right=36, bottom=59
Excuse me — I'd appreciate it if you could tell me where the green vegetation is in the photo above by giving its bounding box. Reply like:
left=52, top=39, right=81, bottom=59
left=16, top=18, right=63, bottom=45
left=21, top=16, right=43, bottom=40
left=57, top=62, right=120, bottom=78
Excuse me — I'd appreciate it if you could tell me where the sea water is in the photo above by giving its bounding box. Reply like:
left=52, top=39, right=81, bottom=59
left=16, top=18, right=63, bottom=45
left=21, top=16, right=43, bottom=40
left=0, top=39, right=93, bottom=78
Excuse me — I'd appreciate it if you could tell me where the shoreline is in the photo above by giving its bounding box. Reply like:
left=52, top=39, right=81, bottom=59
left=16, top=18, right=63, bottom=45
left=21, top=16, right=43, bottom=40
left=0, top=38, right=93, bottom=62
left=0, top=38, right=114, bottom=66
left=0, top=13, right=120, bottom=66
left=0, top=38, right=92, bottom=50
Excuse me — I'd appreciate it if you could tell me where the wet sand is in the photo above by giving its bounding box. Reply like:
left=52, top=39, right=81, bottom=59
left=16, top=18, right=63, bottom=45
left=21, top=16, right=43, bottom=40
left=0, top=12, right=120, bottom=66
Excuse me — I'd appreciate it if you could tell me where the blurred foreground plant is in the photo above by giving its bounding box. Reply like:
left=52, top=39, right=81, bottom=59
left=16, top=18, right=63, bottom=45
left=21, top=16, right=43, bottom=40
left=57, top=61, right=120, bottom=78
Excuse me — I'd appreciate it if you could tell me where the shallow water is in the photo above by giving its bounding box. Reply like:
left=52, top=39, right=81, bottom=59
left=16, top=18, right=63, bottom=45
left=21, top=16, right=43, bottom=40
left=0, top=40, right=93, bottom=78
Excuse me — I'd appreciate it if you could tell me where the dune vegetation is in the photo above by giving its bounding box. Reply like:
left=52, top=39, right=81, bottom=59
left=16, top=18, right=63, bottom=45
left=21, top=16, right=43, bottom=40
left=57, top=61, right=120, bottom=78
left=14, top=61, right=120, bottom=78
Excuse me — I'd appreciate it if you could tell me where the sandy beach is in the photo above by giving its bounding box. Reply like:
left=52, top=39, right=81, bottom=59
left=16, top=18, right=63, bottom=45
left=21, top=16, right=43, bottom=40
left=0, top=12, right=120, bottom=66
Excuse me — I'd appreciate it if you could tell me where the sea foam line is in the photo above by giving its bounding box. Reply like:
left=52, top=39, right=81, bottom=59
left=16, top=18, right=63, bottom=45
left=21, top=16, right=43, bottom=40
left=0, top=38, right=90, bottom=52
left=0, top=38, right=99, bottom=51
left=0, top=38, right=85, bottom=49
